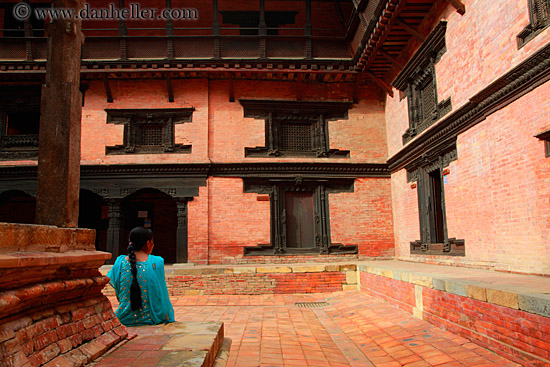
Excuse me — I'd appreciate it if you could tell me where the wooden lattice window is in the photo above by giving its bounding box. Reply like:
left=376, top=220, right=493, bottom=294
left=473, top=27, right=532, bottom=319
left=280, top=122, right=312, bottom=151
left=105, top=109, right=193, bottom=155
left=0, top=85, right=41, bottom=160
left=138, top=124, right=163, bottom=146
left=241, top=99, right=351, bottom=158
left=518, top=0, right=550, bottom=48
left=392, top=22, right=452, bottom=144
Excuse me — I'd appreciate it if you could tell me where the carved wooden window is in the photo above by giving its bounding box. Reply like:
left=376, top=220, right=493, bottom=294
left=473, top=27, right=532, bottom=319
left=407, top=142, right=464, bottom=256
left=392, top=21, right=451, bottom=144
left=0, top=86, right=41, bottom=160
left=243, top=178, right=358, bottom=256
left=517, top=0, right=550, bottom=48
left=105, top=108, right=194, bottom=155
left=241, top=99, right=351, bottom=158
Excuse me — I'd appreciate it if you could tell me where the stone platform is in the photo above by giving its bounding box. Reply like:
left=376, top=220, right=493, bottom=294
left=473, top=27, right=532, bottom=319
left=100, top=260, right=550, bottom=366
left=88, top=321, right=226, bottom=367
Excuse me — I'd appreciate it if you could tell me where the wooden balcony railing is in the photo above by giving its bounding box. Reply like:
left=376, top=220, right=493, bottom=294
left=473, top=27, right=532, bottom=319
left=0, top=27, right=351, bottom=62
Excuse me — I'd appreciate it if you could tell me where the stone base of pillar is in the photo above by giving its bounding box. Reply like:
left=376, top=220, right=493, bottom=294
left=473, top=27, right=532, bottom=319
left=0, top=223, right=128, bottom=367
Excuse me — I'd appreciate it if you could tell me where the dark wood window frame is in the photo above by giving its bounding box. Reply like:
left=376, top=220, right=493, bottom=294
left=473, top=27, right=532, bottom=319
left=0, top=86, right=42, bottom=161
left=240, top=99, right=352, bottom=158
left=407, top=141, right=465, bottom=256
left=517, top=0, right=550, bottom=48
left=243, top=177, right=358, bottom=256
left=535, top=129, right=550, bottom=157
left=105, top=108, right=194, bottom=155
left=392, top=21, right=452, bottom=145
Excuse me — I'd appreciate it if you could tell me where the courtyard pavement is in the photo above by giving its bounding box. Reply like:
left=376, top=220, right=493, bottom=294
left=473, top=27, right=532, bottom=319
left=99, top=290, right=519, bottom=367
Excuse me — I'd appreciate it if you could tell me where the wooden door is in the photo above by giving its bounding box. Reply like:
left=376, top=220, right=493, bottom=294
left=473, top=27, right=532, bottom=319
left=285, top=191, right=314, bottom=248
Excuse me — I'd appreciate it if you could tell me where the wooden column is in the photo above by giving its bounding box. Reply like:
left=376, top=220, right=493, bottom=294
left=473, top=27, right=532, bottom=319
left=106, top=199, right=122, bottom=263
left=259, top=0, right=267, bottom=58
left=305, top=0, right=312, bottom=59
left=212, top=0, right=221, bottom=59
left=176, top=198, right=189, bottom=263
left=35, top=0, right=84, bottom=228
left=166, top=0, right=174, bottom=59
left=118, top=0, right=128, bottom=60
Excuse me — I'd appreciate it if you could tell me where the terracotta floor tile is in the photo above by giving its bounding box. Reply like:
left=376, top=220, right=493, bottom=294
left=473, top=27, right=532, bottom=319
left=100, top=291, right=521, bottom=367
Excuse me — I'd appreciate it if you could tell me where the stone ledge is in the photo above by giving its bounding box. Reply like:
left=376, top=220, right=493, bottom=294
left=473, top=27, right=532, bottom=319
left=358, top=261, right=550, bottom=318
left=0, top=250, right=111, bottom=269
left=0, top=223, right=96, bottom=253
left=89, top=322, right=224, bottom=367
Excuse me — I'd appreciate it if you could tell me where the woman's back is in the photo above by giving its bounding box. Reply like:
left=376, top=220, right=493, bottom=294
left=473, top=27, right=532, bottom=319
left=107, top=227, right=175, bottom=327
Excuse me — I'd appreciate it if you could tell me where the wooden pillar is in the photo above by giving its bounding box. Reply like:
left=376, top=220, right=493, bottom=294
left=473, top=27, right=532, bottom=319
left=35, top=0, right=85, bottom=228
left=106, top=199, right=122, bottom=263
left=176, top=198, right=189, bottom=263
left=24, top=18, right=33, bottom=61
left=305, top=0, right=312, bottom=59
left=118, top=0, right=128, bottom=60
left=166, top=0, right=174, bottom=59
left=259, top=0, right=267, bottom=58
left=212, top=0, right=221, bottom=59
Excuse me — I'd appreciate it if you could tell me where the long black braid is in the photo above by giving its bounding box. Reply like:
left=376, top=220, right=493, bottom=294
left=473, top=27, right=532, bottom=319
left=127, top=227, right=153, bottom=310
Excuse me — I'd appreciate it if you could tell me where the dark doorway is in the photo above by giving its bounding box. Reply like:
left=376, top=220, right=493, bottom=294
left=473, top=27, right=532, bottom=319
left=0, top=190, right=35, bottom=223
left=79, top=190, right=108, bottom=252
left=285, top=191, right=315, bottom=248
left=429, top=169, right=445, bottom=243
left=121, top=189, right=177, bottom=263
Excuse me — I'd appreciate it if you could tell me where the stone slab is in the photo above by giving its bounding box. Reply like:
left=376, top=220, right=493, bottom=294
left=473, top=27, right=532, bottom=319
left=518, top=294, right=550, bottom=318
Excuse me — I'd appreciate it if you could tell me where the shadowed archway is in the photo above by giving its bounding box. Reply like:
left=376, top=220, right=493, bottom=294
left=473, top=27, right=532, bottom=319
left=79, top=189, right=108, bottom=252
left=120, top=188, right=178, bottom=264
left=0, top=190, right=35, bottom=224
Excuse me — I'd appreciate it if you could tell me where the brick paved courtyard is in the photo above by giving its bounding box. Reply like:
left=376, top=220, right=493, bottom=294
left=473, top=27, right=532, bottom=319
left=104, top=291, right=519, bottom=367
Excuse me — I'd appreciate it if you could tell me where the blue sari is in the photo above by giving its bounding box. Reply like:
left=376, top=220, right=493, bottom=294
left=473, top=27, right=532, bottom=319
left=107, top=254, right=175, bottom=326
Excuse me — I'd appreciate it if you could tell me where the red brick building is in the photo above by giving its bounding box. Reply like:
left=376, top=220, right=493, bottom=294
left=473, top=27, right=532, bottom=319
left=0, top=0, right=548, bottom=273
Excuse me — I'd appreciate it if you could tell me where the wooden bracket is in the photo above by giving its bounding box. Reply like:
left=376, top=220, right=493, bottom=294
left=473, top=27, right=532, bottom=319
left=228, top=73, right=235, bottom=102
left=296, top=73, right=304, bottom=101
left=395, top=17, right=426, bottom=43
left=166, top=75, right=174, bottom=102
left=445, top=0, right=465, bottom=15
left=379, top=47, right=405, bottom=69
left=103, top=75, right=113, bottom=103
left=365, top=70, right=394, bottom=98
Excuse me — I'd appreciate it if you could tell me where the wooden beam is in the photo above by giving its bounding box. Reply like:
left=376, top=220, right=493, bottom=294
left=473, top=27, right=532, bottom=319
left=445, top=0, right=465, bottom=15
left=395, top=17, right=425, bottom=43
left=333, top=0, right=346, bottom=31
left=365, top=70, right=394, bottom=98
left=378, top=47, right=405, bottom=69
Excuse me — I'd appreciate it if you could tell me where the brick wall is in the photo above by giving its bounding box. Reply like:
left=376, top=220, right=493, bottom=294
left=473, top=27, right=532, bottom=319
left=102, top=264, right=358, bottom=296
left=358, top=265, right=550, bottom=367
left=386, top=0, right=550, bottom=157
left=187, top=176, right=394, bottom=264
left=0, top=223, right=126, bottom=367
left=330, top=178, right=394, bottom=258
left=385, top=0, right=550, bottom=275
left=390, top=81, right=550, bottom=274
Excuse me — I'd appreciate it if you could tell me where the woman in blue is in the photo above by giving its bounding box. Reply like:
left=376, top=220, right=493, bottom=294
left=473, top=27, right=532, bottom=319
left=107, top=227, right=175, bottom=326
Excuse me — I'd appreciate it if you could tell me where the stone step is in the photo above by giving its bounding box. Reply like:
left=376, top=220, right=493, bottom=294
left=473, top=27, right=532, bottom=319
left=88, top=321, right=224, bottom=367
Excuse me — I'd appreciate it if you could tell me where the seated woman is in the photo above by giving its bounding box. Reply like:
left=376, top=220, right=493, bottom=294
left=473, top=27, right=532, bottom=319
left=107, top=227, right=175, bottom=326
